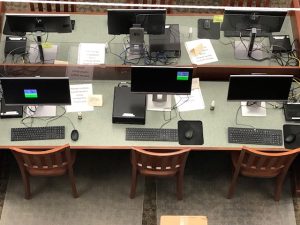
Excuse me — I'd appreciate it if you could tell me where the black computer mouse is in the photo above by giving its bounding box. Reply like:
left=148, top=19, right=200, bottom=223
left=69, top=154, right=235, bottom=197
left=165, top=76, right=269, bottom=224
left=184, top=129, right=194, bottom=140
left=285, top=134, right=296, bottom=144
left=71, top=129, right=79, bottom=141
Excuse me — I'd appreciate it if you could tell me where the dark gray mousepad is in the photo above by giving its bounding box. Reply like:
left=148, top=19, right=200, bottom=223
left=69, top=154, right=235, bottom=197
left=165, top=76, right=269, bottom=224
left=198, top=19, right=220, bottom=39
left=283, top=124, right=300, bottom=149
left=178, top=120, right=204, bottom=145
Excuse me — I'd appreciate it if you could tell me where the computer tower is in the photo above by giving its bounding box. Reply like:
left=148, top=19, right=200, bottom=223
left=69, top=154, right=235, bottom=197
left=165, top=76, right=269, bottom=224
left=112, top=86, right=146, bottom=124
left=149, top=24, right=181, bottom=58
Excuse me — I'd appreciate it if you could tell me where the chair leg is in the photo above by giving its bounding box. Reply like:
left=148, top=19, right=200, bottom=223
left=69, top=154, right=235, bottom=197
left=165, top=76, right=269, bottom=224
left=274, top=174, right=286, bottom=201
left=227, top=169, right=240, bottom=199
left=130, top=168, right=138, bottom=199
left=67, top=168, right=79, bottom=198
left=19, top=169, right=31, bottom=199
left=176, top=173, right=184, bottom=200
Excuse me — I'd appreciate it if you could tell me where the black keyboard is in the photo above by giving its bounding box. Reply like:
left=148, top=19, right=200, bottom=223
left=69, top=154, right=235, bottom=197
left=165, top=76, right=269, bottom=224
left=11, top=126, right=65, bottom=141
left=126, top=128, right=178, bottom=142
left=224, top=30, right=270, bottom=37
left=228, top=127, right=283, bottom=146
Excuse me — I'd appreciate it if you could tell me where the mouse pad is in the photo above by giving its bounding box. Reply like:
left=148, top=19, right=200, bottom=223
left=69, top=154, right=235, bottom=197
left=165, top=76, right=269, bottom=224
left=178, top=120, right=204, bottom=145
left=283, top=124, right=300, bottom=149
left=197, top=19, right=220, bottom=39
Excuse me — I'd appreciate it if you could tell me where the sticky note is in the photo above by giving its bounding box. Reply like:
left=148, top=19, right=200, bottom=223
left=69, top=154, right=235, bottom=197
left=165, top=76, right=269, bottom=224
left=213, top=15, right=224, bottom=23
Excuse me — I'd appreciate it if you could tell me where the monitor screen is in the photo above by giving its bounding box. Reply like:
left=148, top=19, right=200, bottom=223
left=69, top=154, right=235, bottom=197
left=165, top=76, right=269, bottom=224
left=0, top=77, right=71, bottom=106
left=5, top=13, right=72, bottom=33
left=131, top=66, right=193, bottom=95
left=221, top=9, right=287, bottom=33
left=227, top=75, right=293, bottom=101
left=107, top=9, right=166, bottom=35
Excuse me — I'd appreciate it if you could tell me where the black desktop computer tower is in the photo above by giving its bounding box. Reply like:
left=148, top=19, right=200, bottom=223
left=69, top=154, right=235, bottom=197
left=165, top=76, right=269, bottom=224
left=149, top=24, right=181, bottom=58
left=112, top=86, right=146, bottom=124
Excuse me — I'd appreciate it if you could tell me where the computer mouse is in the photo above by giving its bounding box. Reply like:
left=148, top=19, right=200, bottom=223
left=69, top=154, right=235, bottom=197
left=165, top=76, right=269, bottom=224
left=203, top=19, right=211, bottom=30
left=184, top=129, right=194, bottom=140
left=71, top=129, right=79, bottom=141
left=285, top=134, right=296, bottom=144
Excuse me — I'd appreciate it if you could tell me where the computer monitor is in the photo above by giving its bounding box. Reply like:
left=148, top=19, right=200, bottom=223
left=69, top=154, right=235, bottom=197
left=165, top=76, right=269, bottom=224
left=0, top=77, right=71, bottom=117
left=227, top=74, right=293, bottom=116
left=107, top=9, right=166, bottom=35
left=4, top=13, right=73, bottom=63
left=221, top=9, right=287, bottom=59
left=107, top=9, right=166, bottom=55
left=131, top=66, right=193, bottom=111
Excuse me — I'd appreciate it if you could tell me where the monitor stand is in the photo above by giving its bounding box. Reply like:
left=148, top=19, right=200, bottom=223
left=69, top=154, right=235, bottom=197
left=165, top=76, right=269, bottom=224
left=146, top=94, right=172, bottom=111
left=241, top=101, right=266, bottom=117
left=25, top=106, right=56, bottom=117
left=234, top=28, right=263, bottom=60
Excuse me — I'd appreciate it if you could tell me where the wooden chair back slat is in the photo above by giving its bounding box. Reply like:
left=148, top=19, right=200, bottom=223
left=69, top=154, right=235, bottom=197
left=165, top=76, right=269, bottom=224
left=32, top=155, right=43, bottom=168
left=23, top=155, right=33, bottom=167
left=54, top=151, right=64, bottom=166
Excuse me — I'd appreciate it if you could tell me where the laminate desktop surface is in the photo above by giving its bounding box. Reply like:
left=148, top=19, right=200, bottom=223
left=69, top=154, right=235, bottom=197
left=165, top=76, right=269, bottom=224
left=0, top=14, right=294, bottom=67
left=0, top=81, right=287, bottom=150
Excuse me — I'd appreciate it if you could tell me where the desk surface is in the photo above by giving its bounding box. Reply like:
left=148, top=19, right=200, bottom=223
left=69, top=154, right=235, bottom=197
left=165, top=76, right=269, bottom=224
left=0, top=14, right=294, bottom=67
left=0, top=81, right=289, bottom=150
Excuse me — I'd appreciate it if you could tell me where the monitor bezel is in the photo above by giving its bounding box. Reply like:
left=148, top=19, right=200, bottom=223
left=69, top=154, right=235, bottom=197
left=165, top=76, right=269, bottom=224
left=227, top=74, right=293, bottom=102
left=130, top=66, right=194, bottom=95
left=5, top=13, right=72, bottom=33
left=107, top=8, right=167, bottom=35
left=0, top=77, right=72, bottom=106
left=221, top=9, right=287, bottom=33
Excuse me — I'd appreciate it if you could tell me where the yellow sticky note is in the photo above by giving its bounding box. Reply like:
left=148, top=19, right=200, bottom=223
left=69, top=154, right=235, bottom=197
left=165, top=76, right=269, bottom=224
left=213, top=15, right=224, bottom=23
left=42, top=42, right=53, bottom=48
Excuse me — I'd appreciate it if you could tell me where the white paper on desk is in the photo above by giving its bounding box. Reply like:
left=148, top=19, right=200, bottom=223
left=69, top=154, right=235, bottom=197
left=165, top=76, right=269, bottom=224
left=77, top=43, right=105, bottom=65
left=175, top=78, right=205, bottom=112
left=185, top=39, right=218, bottom=65
left=65, top=84, right=94, bottom=112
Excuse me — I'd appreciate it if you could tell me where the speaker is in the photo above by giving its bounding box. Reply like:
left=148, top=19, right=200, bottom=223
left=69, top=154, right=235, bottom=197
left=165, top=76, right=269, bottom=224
left=130, top=25, right=144, bottom=45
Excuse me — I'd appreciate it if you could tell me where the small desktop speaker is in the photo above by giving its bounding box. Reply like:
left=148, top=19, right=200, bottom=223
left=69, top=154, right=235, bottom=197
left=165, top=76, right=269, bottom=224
left=130, top=26, right=144, bottom=45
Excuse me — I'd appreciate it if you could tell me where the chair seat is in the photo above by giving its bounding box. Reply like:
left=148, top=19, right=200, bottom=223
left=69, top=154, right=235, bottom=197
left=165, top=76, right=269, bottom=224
left=27, top=166, right=67, bottom=176
left=138, top=168, right=178, bottom=177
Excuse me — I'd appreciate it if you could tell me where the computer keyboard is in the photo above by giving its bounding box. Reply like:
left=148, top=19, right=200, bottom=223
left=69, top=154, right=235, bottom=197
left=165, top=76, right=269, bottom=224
left=126, top=128, right=178, bottom=142
left=224, top=30, right=270, bottom=37
left=11, top=126, right=65, bottom=141
left=228, top=127, right=283, bottom=146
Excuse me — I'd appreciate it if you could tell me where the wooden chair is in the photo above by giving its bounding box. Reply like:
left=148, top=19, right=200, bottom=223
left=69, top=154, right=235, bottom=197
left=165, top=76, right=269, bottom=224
left=29, top=0, right=76, bottom=12
left=227, top=146, right=300, bottom=201
left=222, top=0, right=270, bottom=7
left=126, top=0, right=174, bottom=14
left=10, top=144, right=78, bottom=199
left=130, top=147, right=190, bottom=200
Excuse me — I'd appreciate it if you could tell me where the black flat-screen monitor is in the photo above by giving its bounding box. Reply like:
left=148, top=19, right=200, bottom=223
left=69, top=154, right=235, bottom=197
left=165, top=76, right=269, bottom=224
left=221, top=9, right=287, bottom=36
left=0, top=77, right=71, bottom=106
left=107, top=9, right=166, bottom=35
left=131, top=66, right=193, bottom=95
left=4, top=13, right=72, bottom=33
left=227, top=75, right=293, bottom=101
